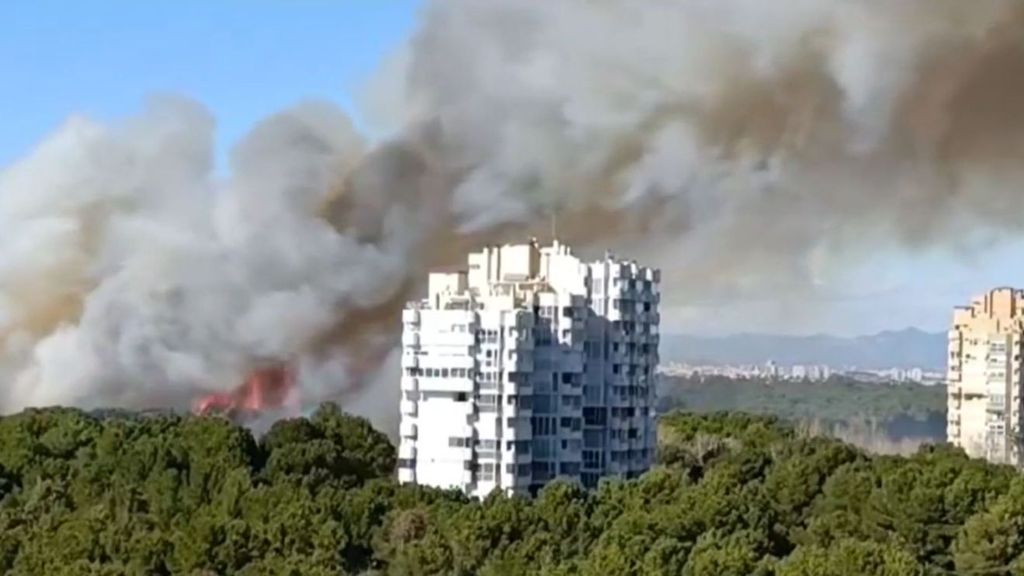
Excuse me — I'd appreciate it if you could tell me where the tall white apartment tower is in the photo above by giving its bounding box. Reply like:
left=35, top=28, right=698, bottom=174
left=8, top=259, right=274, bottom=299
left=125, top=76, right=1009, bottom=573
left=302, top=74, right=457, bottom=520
left=398, top=240, right=660, bottom=497
left=947, top=287, right=1024, bottom=467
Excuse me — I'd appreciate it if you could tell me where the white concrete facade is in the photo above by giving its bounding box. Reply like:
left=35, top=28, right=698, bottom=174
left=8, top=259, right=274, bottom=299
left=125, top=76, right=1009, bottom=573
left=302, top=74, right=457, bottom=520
left=398, top=240, right=660, bottom=497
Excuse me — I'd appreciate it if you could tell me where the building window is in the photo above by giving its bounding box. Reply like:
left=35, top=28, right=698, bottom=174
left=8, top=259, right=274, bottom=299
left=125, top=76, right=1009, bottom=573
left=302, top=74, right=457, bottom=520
left=479, top=462, right=496, bottom=482
left=398, top=458, right=416, bottom=469
left=533, top=395, right=554, bottom=414
left=448, top=437, right=471, bottom=448
left=560, top=395, right=581, bottom=409
left=455, top=393, right=468, bottom=402
left=559, top=462, right=581, bottom=476
left=507, top=439, right=531, bottom=454
left=560, top=417, right=582, bottom=431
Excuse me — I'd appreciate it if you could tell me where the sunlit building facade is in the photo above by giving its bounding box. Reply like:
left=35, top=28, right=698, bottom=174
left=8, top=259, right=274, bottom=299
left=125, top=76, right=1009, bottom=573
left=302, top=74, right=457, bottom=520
left=398, top=240, right=660, bottom=497
left=947, top=287, right=1024, bottom=466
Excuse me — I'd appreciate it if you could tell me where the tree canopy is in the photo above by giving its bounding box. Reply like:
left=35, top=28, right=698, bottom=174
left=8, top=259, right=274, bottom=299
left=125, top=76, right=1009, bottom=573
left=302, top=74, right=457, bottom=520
left=0, top=404, right=1017, bottom=575
left=658, top=375, right=946, bottom=452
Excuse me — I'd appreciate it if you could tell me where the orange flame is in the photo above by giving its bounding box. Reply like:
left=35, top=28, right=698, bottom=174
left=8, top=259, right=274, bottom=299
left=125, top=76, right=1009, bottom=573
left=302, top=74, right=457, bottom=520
left=193, top=364, right=295, bottom=420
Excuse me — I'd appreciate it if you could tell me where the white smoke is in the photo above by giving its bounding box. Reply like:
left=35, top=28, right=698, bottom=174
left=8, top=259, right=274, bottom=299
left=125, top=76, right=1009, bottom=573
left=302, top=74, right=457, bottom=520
left=0, top=97, right=411, bottom=412
left=3, top=0, right=1024, bottom=417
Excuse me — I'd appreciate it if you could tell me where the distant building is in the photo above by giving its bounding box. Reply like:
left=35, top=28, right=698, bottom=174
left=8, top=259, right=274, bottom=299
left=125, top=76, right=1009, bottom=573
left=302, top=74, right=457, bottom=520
left=398, top=240, right=660, bottom=497
left=947, top=288, right=1024, bottom=466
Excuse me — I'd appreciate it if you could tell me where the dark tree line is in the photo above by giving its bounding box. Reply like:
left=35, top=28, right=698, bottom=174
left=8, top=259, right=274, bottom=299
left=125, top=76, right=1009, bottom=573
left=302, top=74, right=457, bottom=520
left=0, top=404, right=1019, bottom=575
left=658, top=374, right=947, bottom=445
left=658, top=374, right=946, bottom=423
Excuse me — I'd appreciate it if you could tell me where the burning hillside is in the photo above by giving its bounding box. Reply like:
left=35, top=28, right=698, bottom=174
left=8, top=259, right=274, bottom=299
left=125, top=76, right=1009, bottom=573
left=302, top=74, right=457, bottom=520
left=193, top=365, right=296, bottom=422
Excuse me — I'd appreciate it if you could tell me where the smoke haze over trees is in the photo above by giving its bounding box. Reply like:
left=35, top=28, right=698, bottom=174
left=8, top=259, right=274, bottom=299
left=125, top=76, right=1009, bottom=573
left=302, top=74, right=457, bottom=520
left=5, top=0, right=1024, bottom=418
left=661, top=328, right=948, bottom=370
left=658, top=374, right=947, bottom=454
left=0, top=405, right=1020, bottom=574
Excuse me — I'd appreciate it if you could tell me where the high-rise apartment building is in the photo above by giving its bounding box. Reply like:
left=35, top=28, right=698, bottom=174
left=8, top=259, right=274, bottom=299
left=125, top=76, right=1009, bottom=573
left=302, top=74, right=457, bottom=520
left=947, top=287, right=1024, bottom=466
left=398, top=240, right=660, bottom=497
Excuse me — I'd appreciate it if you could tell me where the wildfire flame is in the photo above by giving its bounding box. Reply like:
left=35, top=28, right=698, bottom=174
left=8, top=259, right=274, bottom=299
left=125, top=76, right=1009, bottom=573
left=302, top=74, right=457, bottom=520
left=192, top=364, right=296, bottom=421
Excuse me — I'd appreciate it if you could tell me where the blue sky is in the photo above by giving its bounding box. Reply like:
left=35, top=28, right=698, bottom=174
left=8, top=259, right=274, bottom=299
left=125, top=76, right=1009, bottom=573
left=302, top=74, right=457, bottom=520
left=0, top=0, right=421, bottom=167
left=2, top=0, right=1021, bottom=336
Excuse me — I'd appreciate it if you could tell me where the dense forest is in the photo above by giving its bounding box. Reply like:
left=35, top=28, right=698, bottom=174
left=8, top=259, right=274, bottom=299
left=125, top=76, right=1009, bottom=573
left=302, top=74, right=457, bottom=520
left=0, top=403, right=1020, bottom=574
left=658, top=375, right=947, bottom=453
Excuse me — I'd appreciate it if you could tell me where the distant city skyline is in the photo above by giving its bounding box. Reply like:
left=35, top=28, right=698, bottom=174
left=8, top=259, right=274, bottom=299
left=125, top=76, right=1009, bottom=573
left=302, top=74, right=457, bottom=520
left=5, top=1, right=1024, bottom=337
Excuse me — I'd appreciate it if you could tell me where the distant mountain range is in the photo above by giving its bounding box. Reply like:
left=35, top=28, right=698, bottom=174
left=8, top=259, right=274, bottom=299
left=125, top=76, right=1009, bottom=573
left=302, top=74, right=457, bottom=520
left=660, top=328, right=947, bottom=371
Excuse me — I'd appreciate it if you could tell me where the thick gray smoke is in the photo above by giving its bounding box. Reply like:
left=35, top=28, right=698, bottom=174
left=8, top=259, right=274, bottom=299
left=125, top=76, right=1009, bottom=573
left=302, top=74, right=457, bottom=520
left=385, top=0, right=1024, bottom=294
left=3, top=0, right=1024, bottom=424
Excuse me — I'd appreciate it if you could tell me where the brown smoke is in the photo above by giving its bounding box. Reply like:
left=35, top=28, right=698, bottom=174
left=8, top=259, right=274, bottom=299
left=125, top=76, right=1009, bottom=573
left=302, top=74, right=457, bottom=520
left=4, top=1, right=1024, bottom=420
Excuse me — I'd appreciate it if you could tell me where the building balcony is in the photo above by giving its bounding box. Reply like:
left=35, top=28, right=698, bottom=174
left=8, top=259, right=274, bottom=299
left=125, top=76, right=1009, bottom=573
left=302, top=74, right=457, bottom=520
left=420, top=332, right=476, bottom=347
left=399, top=443, right=416, bottom=460
left=561, top=355, right=584, bottom=373
left=420, top=377, right=475, bottom=393
left=504, top=424, right=532, bottom=442
left=400, top=399, right=418, bottom=416
left=502, top=379, right=533, bottom=396
left=560, top=427, right=583, bottom=440
left=400, top=354, right=419, bottom=369
left=507, top=355, right=534, bottom=372
left=501, top=473, right=526, bottom=489
left=402, top=308, right=420, bottom=324
left=505, top=405, right=533, bottom=419
left=475, top=449, right=500, bottom=461
left=398, top=468, right=415, bottom=483
left=607, top=396, right=634, bottom=408
left=400, top=421, right=417, bottom=438
left=400, top=376, right=419, bottom=392
left=419, top=355, right=475, bottom=371
left=402, top=331, right=420, bottom=347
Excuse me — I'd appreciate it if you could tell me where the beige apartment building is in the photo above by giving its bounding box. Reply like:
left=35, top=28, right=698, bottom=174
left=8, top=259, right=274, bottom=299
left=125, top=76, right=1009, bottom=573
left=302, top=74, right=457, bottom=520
left=947, top=287, right=1024, bottom=466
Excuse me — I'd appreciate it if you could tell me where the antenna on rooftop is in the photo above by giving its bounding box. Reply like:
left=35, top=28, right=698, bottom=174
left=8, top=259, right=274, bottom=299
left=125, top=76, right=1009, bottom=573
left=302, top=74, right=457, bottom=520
left=549, top=200, right=559, bottom=243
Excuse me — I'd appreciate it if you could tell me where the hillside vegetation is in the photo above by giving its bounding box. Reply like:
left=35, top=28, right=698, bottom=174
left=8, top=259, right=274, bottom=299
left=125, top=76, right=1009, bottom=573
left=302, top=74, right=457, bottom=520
left=0, top=405, right=1018, bottom=574
left=659, top=375, right=947, bottom=452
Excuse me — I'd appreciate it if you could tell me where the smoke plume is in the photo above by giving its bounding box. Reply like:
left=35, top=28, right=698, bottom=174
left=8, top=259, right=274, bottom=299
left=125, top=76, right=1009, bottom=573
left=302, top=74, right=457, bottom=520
left=4, top=1, right=1024, bottom=422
